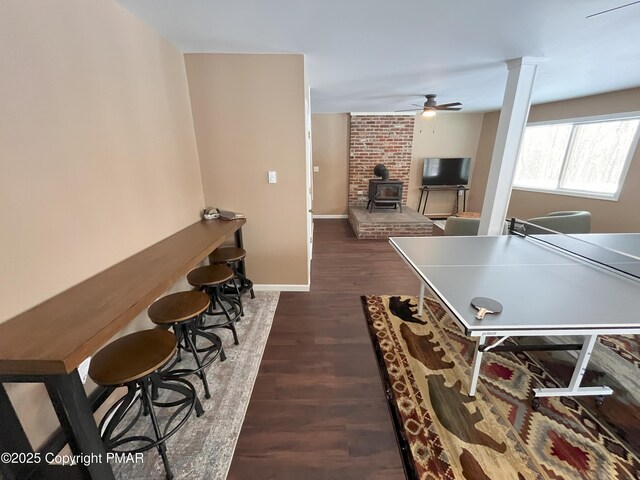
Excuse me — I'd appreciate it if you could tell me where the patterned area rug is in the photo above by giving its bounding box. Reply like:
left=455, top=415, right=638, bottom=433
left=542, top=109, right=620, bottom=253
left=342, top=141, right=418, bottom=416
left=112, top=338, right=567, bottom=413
left=113, top=291, right=280, bottom=480
left=362, top=295, right=640, bottom=480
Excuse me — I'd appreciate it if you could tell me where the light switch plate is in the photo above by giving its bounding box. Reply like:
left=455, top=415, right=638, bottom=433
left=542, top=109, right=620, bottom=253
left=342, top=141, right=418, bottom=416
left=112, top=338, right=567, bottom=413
left=268, top=171, right=277, bottom=184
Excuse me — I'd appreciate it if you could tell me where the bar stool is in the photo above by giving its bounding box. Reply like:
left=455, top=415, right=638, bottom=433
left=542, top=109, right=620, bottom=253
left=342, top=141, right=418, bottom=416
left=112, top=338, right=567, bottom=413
left=209, top=247, right=255, bottom=315
left=147, top=291, right=226, bottom=400
left=89, top=329, right=202, bottom=480
left=187, top=264, right=242, bottom=345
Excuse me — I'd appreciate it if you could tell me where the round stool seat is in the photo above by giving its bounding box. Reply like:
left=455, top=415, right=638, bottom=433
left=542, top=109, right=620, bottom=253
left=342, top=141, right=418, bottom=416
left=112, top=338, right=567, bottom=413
left=89, top=330, right=176, bottom=386
left=148, top=291, right=210, bottom=325
left=209, top=247, right=247, bottom=264
left=187, top=264, right=234, bottom=287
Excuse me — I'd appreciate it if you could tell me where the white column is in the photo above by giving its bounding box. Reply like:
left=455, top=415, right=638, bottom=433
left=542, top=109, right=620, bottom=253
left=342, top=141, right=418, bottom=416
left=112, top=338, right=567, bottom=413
left=478, top=57, right=544, bottom=236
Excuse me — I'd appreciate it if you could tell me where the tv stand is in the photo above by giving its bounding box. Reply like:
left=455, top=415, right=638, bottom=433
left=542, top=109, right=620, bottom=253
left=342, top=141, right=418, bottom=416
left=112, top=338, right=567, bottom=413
left=417, top=185, right=469, bottom=216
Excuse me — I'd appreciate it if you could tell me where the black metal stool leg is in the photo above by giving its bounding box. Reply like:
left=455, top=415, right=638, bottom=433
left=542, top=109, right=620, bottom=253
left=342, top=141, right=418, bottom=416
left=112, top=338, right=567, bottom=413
left=230, top=275, right=244, bottom=318
left=142, top=396, right=150, bottom=417
left=216, top=287, right=239, bottom=345
left=217, top=286, right=242, bottom=317
left=209, top=288, right=219, bottom=312
left=152, top=381, right=159, bottom=401
left=209, top=288, right=240, bottom=318
left=140, top=380, right=174, bottom=480
left=171, top=325, right=183, bottom=363
left=161, top=320, right=225, bottom=391
left=227, top=320, right=239, bottom=346
left=236, top=263, right=255, bottom=299
left=191, top=323, right=198, bottom=349
left=99, top=384, right=139, bottom=444
left=183, top=329, right=212, bottom=399
left=198, top=320, right=227, bottom=362
left=149, top=372, right=205, bottom=418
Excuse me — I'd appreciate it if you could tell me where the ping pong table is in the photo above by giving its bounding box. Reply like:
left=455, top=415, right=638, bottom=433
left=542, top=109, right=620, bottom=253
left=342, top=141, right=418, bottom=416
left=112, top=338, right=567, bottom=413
left=390, top=222, right=640, bottom=408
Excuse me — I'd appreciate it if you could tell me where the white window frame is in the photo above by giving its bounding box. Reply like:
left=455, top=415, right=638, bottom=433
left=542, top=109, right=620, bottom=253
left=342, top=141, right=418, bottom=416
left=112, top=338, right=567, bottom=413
left=513, top=111, right=640, bottom=201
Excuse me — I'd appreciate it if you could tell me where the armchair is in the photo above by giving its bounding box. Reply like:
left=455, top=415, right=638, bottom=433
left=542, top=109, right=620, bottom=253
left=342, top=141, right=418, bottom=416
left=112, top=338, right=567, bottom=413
left=523, top=211, right=592, bottom=234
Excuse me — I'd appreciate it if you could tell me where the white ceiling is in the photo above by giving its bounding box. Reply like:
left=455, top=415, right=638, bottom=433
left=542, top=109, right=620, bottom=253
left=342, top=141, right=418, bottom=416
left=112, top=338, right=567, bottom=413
left=116, top=0, right=640, bottom=113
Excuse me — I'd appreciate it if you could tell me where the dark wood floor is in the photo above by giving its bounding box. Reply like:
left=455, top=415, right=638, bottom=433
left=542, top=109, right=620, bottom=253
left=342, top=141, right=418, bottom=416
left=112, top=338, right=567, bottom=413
left=228, top=220, right=419, bottom=480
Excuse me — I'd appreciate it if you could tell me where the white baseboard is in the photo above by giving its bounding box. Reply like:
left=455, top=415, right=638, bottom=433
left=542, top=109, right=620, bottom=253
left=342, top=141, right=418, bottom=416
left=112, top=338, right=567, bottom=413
left=253, top=284, right=310, bottom=292
left=313, top=214, right=348, bottom=219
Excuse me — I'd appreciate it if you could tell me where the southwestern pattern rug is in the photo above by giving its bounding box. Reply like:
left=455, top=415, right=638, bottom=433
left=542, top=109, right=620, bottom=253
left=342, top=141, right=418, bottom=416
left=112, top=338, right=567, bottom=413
left=362, top=295, right=640, bottom=480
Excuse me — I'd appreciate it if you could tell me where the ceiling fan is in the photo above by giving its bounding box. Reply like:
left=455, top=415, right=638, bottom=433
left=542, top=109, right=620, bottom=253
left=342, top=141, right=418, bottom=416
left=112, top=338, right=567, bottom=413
left=397, top=94, right=462, bottom=117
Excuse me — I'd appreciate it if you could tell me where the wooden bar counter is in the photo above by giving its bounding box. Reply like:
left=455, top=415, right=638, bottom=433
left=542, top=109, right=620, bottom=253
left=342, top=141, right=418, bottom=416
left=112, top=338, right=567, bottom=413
left=0, top=217, right=245, bottom=480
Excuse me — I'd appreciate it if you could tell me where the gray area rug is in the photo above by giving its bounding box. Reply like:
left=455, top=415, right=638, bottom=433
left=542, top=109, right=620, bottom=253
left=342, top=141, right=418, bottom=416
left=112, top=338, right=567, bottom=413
left=113, top=291, right=279, bottom=480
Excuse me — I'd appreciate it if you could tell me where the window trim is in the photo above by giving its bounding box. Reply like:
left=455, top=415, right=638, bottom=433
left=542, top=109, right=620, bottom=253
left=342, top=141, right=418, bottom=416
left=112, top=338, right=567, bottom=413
left=512, top=185, right=621, bottom=201
left=512, top=111, right=640, bottom=201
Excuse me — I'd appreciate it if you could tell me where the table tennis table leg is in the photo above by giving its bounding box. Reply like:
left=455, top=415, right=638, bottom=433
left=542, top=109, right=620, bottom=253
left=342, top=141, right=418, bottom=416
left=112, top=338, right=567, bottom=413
left=567, top=335, right=597, bottom=391
left=468, top=336, right=486, bottom=396
left=417, top=283, right=424, bottom=317
left=532, top=334, right=613, bottom=401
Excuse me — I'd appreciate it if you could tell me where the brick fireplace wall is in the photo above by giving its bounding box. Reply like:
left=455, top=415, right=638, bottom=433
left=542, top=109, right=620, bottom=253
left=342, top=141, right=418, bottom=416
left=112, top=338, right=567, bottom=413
left=348, top=114, right=415, bottom=206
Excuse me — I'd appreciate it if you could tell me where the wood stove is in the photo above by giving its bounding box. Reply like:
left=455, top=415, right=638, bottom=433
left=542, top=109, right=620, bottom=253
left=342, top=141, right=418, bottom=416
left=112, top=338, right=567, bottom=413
left=367, top=179, right=403, bottom=212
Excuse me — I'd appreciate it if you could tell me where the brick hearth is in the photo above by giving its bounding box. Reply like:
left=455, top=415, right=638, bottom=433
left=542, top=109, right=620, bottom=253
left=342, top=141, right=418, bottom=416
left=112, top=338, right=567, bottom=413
left=349, top=206, right=433, bottom=240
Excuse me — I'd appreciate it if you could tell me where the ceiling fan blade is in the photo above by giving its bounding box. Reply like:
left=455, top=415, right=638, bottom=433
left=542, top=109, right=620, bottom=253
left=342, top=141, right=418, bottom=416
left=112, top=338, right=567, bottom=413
left=395, top=109, right=421, bottom=112
left=586, top=0, right=640, bottom=18
left=436, top=102, right=462, bottom=108
left=411, top=104, right=424, bottom=107
left=438, top=107, right=462, bottom=111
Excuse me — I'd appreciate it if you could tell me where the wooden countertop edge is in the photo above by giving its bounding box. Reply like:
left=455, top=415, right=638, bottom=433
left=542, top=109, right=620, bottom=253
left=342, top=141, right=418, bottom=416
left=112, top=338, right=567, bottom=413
left=0, top=360, right=68, bottom=377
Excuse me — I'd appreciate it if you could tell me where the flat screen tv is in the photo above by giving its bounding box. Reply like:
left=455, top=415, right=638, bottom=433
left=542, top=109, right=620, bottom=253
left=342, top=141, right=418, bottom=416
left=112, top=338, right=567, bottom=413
left=422, top=157, right=471, bottom=186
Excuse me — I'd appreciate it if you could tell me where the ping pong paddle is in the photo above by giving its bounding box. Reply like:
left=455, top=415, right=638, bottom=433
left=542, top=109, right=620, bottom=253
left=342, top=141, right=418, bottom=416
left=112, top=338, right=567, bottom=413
left=471, top=297, right=503, bottom=320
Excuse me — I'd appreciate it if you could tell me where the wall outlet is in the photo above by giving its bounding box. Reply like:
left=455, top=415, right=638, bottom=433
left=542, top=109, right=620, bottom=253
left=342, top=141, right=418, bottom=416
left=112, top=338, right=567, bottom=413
left=313, top=165, right=320, bottom=173
left=268, top=171, right=277, bottom=184
left=357, top=190, right=364, bottom=195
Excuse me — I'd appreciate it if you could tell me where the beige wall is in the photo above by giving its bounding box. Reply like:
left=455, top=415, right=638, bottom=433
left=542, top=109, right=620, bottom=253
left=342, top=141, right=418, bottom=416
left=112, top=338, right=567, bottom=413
left=0, top=0, right=204, bottom=322
left=469, top=88, right=640, bottom=232
left=0, top=0, right=204, bottom=449
left=467, top=112, right=500, bottom=212
left=408, top=113, right=485, bottom=215
left=185, top=54, right=309, bottom=286
left=311, top=112, right=485, bottom=216
left=311, top=114, right=349, bottom=215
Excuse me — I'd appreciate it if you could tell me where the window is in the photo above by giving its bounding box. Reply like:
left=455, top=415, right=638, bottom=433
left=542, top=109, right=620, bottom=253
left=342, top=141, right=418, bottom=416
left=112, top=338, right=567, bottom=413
left=513, top=116, right=640, bottom=199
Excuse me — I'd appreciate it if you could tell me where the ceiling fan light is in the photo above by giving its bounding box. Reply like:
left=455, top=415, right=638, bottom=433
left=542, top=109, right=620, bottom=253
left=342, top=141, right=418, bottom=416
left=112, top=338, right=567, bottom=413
left=422, top=110, right=436, bottom=118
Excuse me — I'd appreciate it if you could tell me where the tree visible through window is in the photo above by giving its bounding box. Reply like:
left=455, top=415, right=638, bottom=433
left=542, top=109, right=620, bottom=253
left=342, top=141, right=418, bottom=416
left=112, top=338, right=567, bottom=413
left=514, top=117, right=640, bottom=198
